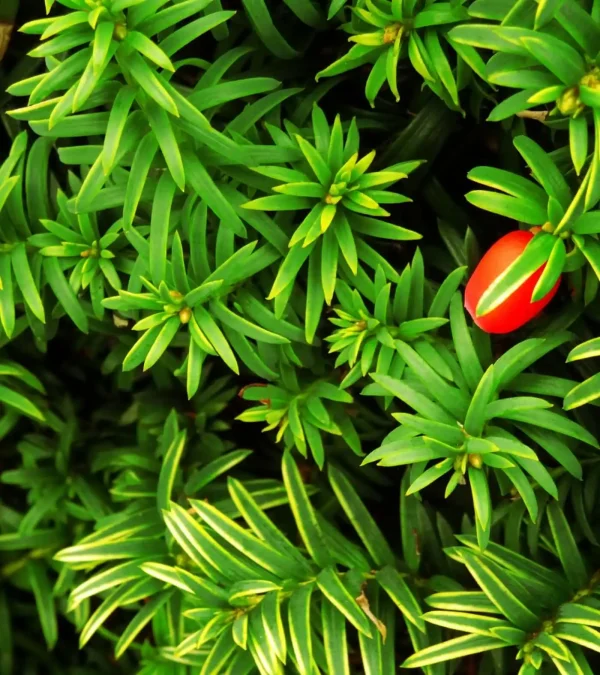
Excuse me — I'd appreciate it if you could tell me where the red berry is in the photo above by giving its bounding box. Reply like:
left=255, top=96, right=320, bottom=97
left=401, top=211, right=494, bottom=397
left=464, top=230, right=560, bottom=334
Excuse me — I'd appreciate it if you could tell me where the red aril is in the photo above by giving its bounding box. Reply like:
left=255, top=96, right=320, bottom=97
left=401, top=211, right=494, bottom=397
left=465, top=230, right=560, bottom=334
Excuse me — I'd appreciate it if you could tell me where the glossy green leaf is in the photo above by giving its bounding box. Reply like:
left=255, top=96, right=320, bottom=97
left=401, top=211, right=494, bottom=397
left=458, top=550, right=540, bottom=630
left=532, top=237, right=566, bottom=302
left=464, top=366, right=496, bottom=437
left=564, top=372, right=600, bottom=410
left=402, top=633, right=509, bottom=668
left=569, top=116, right=588, bottom=176
left=317, top=568, right=372, bottom=636
left=547, top=501, right=588, bottom=589
left=521, top=34, right=585, bottom=85
left=11, top=245, right=44, bottom=323
left=466, top=190, right=547, bottom=225
left=282, top=452, right=333, bottom=568
left=328, top=464, right=394, bottom=567
left=115, top=590, right=174, bottom=658
left=27, top=561, right=57, bottom=649
left=157, top=430, right=186, bottom=512
left=376, top=566, right=425, bottom=632
left=288, top=584, right=314, bottom=675
left=190, top=498, right=305, bottom=579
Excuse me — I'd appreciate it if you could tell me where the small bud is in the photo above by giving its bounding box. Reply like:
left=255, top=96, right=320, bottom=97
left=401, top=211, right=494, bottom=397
left=383, top=22, right=402, bottom=45
left=468, top=453, right=483, bottom=468
left=113, top=23, right=128, bottom=41
left=30, top=548, right=48, bottom=559
left=175, top=553, right=188, bottom=568
left=179, top=307, right=192, bottom=324
left=329, top=182, right=347, bottom=197
left=556, top=86, right=584, bottom=117
left=580, top=67, right=600, bottom=89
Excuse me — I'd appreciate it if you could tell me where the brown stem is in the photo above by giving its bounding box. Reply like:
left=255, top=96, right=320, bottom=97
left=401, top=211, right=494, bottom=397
left=516, top=110, right=549, bottom=121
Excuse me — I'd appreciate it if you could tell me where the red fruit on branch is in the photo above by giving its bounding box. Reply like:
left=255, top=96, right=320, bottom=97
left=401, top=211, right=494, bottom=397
left=465, top=230, right=560, bottom=334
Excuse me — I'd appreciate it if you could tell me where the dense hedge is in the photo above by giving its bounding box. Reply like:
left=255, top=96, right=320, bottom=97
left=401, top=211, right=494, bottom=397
left=0, top=1, right=600, bottom=674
